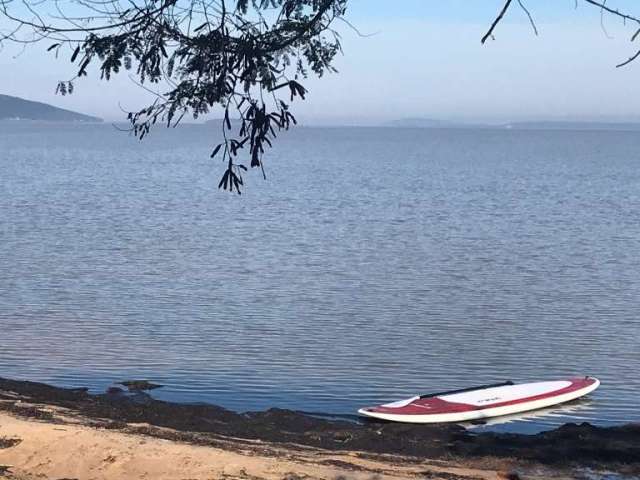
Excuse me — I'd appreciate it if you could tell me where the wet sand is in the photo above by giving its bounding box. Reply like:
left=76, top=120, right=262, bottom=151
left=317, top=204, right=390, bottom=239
left=0, top=377, right=638, bottom=479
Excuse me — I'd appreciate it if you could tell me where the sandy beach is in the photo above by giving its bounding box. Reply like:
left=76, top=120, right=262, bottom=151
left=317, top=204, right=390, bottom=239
left=0, top=409, right=509, bottom=480
left=1, top=378, right=639, bottom=480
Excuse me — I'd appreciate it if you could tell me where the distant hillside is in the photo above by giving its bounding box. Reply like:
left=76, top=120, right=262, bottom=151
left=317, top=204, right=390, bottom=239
left=503, top=121, right=640, bottom=131
left=387, top=118, right=452, bottom=128
left=0, top=94, right=102, bottom=122
left=387, top=118, right=487, bottom=129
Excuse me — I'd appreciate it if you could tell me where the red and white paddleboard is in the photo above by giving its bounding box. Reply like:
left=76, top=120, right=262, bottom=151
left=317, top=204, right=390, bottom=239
left=358, top=377, right=600, bottom=424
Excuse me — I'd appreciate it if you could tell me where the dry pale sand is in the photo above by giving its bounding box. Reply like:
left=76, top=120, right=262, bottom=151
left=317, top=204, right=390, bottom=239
left=0, top=409, right=565, bottom=480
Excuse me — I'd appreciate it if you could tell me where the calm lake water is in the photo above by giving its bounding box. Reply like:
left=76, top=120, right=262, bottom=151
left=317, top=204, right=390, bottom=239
left=1, top=121, right=639, bottom=433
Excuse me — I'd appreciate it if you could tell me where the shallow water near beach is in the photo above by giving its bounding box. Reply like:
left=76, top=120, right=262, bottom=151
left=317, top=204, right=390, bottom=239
left=1, top=121, right=639, bottom=434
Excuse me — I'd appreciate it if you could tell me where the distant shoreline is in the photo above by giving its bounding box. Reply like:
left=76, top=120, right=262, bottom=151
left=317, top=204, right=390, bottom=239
left=0, top=377, right=639, bottom=479
left=0, top=118, right=104, bottom=124
left=6, top=118, right=640, bottom=132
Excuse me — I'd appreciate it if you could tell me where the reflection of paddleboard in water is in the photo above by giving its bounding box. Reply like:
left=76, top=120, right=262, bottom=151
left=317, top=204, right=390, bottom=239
left=463, top=398, right=595, bottom=430
left=358, top=377, right=600, bottom=424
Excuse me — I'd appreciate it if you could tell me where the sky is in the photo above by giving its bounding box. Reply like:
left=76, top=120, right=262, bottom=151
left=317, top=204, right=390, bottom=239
left=1, top=0, right=640, bottom=124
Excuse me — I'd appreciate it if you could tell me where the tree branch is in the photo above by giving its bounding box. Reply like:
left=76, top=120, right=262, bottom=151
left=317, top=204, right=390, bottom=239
left=481, top=0, right=513, bottom=44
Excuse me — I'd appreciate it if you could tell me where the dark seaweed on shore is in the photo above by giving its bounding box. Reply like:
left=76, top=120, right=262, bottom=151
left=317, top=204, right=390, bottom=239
left=0, top=377, right=639, bottom=469
left=0, top=437, right=21, bottom=449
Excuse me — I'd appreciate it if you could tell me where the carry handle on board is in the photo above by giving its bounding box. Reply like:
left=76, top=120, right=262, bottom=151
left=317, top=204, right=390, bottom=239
left=419, top=381, right=514, bottom=399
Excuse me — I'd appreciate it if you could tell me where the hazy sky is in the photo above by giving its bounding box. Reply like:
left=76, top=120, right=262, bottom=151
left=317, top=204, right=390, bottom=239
left=1, top=0, right=640, bottom=123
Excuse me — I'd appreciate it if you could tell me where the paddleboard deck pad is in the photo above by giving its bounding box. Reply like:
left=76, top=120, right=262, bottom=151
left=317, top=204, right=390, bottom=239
left=358, top=377, right=600, bottom=423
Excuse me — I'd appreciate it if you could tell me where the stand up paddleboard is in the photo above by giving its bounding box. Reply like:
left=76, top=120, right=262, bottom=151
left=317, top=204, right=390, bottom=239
left=358, top=377, right=600, bottom=424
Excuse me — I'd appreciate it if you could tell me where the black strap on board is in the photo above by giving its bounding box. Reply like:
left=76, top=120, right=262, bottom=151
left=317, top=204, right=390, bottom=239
left=418, top=381, right=514, bottom=399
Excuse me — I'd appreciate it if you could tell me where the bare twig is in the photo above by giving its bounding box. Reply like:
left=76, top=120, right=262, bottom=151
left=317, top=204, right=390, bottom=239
left=616, top=48, right=640, bottom=67
left=481, top=0, right=640, bottom=67
left=582, top=0, right=640, bottom=25
left=482, top=0, right=513, bottom=44
left=517, top=0, right=538, bottom=36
